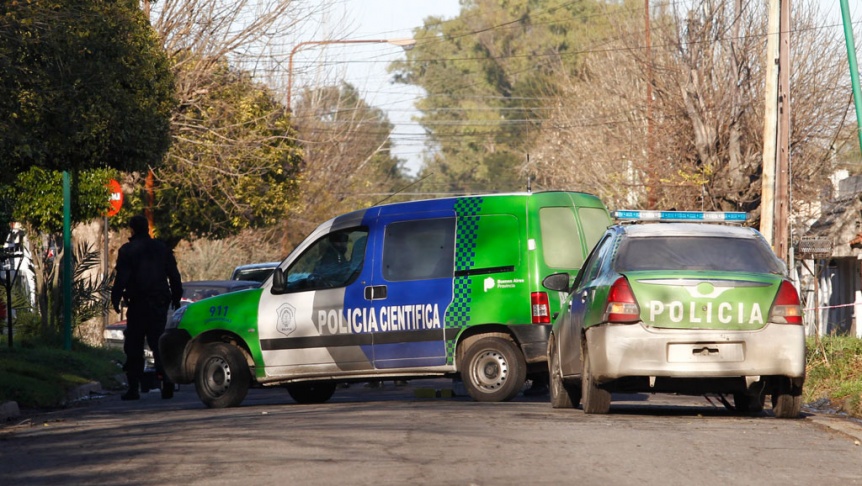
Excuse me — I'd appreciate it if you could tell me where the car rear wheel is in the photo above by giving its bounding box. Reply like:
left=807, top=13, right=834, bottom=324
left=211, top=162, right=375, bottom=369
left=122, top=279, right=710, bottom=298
left=581, top=344, right=611, bottom=414
left=549, top=341, right=580, bottom=409
left=772, top=379, right=803, bottom=419
left=195, top=343, right=250, bottom=409
left=460, top=334, right=526, bottom=402
left=286, top=382, right=337, bottom=404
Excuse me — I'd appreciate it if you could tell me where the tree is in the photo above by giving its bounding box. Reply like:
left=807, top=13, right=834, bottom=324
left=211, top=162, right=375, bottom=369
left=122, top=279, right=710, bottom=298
left=527, top=0, right=855, bottom=233
left=119, top=59, right=302, bottom=246
left=138, top=0, right=314, bottom=244
left=285, top=82, right=409, bottom=249
left=0, top=0, right=174, bottom=338
left=391, top=0, right=616, bottom=194
left=3, top=167, right=118, bottom=337
left=0, top=0, right=174, bottom=182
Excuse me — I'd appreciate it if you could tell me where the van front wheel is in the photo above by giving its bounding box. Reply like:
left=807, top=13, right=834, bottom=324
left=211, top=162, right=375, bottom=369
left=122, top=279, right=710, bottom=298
left=195, top=343, right=250, bottom=408
left=460, top=335, right=526, bottom=402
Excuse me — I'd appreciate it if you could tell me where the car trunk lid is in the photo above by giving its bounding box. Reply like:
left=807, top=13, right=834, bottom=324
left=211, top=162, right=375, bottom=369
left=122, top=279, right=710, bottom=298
left=624, top=271, right=784, bottom=330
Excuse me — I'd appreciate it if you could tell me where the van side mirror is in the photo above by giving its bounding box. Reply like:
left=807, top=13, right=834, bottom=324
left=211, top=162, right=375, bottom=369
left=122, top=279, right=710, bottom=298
left=542, top=272, right=571, bottom=293
left=271, top=268, right=286, bottom=294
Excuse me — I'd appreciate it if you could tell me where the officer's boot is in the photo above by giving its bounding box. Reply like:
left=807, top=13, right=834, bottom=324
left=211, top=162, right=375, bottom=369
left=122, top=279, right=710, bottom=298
left=160, top=374, right=174, bottom=399
left=121, top=374, right=141, bottom=400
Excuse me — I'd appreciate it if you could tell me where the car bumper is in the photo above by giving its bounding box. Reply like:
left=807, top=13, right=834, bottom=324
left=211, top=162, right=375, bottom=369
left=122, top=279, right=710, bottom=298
left=586, top=323, right=805, bottom=383
left=159, top=329, right=192, bottom=383
left=510, top=324, right=552, bottom=364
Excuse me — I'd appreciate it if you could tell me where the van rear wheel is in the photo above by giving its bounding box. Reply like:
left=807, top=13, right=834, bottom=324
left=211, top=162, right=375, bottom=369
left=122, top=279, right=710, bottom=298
left=460, top=335, right=526, bottom=402
left=195, top=343, right=250, bottom=409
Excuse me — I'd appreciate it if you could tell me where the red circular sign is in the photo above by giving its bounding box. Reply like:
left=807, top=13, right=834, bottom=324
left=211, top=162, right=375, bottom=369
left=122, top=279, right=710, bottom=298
left=107, top=179, right=124, bottom=217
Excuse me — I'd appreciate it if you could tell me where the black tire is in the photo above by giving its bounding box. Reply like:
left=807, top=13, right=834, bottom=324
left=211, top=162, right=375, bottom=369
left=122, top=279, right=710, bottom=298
left=581, top=344, right=611, bottom=414
left=772, top=380, right=803, bottom=419
left=549, top=342, right=580, bottom=409
left=732, top=392, right=765, bottom=416
left=194, top=342, right=251, bottom=409
left=460, top=335, right=527, bottom=402
left=287, top=382, right=337, bottom=404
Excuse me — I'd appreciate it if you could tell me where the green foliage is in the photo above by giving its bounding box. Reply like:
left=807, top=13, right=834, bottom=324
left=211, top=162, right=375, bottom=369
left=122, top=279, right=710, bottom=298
left=123, top=59, right=302, bottom=245
left=0, top=0, right=175, bottom=183
left=12, top=167, right=116, bottom=234
left=391, top=0, right=614, bottom=193
left=805, top=336, right=862, bottom=416
left=70, top=240, right=111, bottom=329
left=0, top=340, right=124, bottom=408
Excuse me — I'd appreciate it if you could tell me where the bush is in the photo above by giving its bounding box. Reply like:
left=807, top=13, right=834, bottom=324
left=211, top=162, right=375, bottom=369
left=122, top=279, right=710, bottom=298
left=805, top=336, right=862, bottom=417
left=0, top=339, right=125, bottom=409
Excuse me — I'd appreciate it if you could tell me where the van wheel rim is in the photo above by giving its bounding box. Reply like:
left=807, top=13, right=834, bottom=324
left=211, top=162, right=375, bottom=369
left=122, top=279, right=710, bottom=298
left=471, top=350, right=508, bottom=391
left=203, top=357, right=232, bottom=397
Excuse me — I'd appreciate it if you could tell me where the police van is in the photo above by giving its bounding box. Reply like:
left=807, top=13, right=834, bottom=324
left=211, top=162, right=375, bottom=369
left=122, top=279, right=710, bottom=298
left=160, top=191, right=611, bottom=408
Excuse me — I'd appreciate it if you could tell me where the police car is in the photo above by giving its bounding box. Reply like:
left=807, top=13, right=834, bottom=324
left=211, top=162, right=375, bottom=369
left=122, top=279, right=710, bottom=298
left=545, top=210, right=805, bottom=418
left=159, top=192, right=612, bottom=408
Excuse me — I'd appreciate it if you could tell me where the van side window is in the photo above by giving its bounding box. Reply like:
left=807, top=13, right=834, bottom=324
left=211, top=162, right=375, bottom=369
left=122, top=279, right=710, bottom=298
left=578, top=207, right=612, bottom=251
left=285, top=228, right=368, bottom=291
left=540, top=207, right=584, bottom=269
left=383, top=218, right=455, bottom=281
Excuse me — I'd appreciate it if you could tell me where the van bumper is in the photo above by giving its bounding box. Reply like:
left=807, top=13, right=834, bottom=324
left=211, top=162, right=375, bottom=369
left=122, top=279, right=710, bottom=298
left=158, top=329, right=193, bottom=384
left=510, top=324, right=552, bottom=364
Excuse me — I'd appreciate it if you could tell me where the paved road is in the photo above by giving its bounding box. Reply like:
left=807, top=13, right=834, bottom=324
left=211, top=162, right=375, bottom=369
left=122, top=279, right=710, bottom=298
left=2, top=381, right=861, bottom=485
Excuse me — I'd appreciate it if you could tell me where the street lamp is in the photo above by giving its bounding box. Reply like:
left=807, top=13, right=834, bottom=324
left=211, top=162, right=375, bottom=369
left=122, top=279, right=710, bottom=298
left=286, top=38, right=416, bottom=112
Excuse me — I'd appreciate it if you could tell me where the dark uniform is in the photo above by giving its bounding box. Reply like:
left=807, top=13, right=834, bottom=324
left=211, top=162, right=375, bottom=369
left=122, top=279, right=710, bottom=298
left=111, top=215, right=183, bottom=400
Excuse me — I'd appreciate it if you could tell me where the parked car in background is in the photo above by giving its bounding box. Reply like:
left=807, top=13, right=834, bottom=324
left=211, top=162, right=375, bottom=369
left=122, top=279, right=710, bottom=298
left=546, top=210, right=805, bottom=418
left=180, top=280, right=261, bottom=306
left=230, top=262, right=280, bottom=283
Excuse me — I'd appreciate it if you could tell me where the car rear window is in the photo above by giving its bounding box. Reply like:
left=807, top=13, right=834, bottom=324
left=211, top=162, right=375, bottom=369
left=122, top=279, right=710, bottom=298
left=615, top=236, right=784, bottom=274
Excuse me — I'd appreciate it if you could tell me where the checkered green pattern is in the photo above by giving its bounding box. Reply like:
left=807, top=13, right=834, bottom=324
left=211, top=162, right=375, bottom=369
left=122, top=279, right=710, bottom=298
left=445, top=197, right=484, bottom=363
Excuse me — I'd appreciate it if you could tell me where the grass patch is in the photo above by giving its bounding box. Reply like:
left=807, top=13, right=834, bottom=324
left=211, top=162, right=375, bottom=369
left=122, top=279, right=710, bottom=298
left=805, top=336, right=862, bottom=417
left=0, top=340, right=125, bottom=409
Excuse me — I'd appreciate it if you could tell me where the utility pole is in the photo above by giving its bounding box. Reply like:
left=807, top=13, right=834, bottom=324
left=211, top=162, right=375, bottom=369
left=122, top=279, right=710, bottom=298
left=761, top=0, right=790, bottom=265
left=645, top=0, right=655, bottom=209
left=760, top=0, right=779, bottom=248
left=774, top=0, right=791, bottom=264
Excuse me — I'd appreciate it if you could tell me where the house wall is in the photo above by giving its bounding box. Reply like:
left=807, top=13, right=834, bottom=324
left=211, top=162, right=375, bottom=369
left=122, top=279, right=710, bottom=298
left=819, top=257, right=860, bottom=336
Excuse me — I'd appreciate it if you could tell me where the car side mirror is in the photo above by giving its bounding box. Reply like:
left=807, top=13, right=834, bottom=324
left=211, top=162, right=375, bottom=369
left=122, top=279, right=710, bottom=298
left=542, top=272, right=571, bottom=293
left=271, top=268, right=286, bottom=294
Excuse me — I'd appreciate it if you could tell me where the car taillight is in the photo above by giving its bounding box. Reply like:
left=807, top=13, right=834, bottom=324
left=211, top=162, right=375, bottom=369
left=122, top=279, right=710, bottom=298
left=769, top=280, right=802, bottom=325
left=603, top=277, right=640, bottom=323
left=531, top=292, right=551, bottom=324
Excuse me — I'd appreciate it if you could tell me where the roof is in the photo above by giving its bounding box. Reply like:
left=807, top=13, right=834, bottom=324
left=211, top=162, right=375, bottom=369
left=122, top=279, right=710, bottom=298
left=233, top=262, right=280, bottom=271
left=619, top=223, right=760, bottom=239
left=805, top=192, right=862, bottom=258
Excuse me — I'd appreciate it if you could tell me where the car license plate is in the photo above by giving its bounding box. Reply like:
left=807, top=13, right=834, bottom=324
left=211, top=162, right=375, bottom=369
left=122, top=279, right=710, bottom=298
left=666, top=342, right=744, bottom=363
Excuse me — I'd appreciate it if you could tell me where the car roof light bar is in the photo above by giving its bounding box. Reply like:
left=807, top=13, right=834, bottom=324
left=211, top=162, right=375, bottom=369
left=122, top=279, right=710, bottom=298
left=613, top=210, right=748, bottom=223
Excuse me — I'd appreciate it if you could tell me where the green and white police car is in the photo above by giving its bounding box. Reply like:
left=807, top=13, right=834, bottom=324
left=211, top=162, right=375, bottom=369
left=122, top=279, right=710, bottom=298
left=160, top=192, right=611, bottom=408
left=546, top=210, right=805, bottom=418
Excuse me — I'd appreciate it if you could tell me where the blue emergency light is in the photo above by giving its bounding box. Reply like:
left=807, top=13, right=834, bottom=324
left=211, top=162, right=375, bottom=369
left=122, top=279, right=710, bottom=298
left=613, top=210, right=747, bottom=222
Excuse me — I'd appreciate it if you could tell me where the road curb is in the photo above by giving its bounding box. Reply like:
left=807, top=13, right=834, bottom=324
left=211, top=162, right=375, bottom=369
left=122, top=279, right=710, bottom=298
left=807, top=413, right=862, bottom=444
left=1, top=381, right=104, bottom=424
left=0, top=401, right=20, bottom=422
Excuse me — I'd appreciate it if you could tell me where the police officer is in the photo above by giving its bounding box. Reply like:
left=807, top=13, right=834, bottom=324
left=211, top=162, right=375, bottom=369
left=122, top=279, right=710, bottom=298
left=111, top=215, right=183, bottom=400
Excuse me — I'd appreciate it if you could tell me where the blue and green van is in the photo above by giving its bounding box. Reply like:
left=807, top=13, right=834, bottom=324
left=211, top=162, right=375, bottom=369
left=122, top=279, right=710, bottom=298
left=160, top=191, right=611, bottom=407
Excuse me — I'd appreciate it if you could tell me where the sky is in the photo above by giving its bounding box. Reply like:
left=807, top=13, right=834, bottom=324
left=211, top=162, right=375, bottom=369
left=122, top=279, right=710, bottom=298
left=292, top=1, right=462, bottom=175
left=293, top=0, right=860, bottom=176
